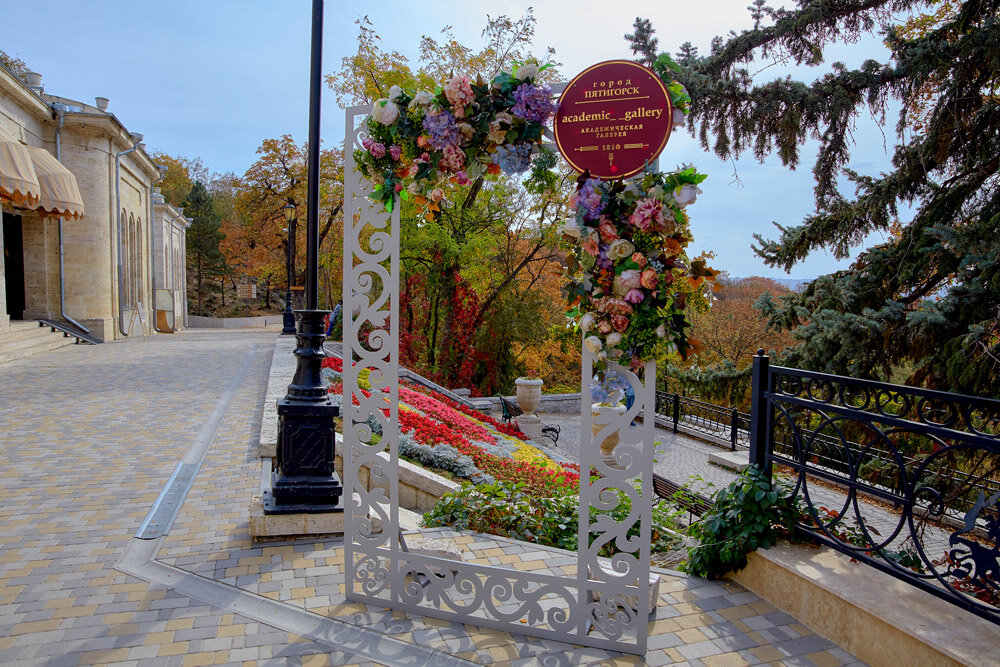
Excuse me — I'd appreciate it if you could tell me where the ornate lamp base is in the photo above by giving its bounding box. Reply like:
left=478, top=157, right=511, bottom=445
left=264, top=309, right=343, bottom=514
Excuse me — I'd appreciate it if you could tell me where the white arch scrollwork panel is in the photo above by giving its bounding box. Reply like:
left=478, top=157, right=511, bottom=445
left=343, top=103, right=654, bottom=655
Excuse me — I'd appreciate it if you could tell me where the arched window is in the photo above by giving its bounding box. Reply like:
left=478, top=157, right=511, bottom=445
left=133, top=216, right=142, bottom=307
left=128, top=213, right=136, bottom=307
left=120, top=209, right=130, bottom=307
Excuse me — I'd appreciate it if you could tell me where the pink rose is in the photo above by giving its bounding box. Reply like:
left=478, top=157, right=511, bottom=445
left=389, top=145, right=402, bottom=161
left=582, top=238, right=599, bottom=256
left=631, top=252, right=647, bottom=268
left=597, top=320, right=613, bottom=334
left=361, top=137, right=373, bottom=150
left=444, top=76, right=475, bottom=117
left=453, top=171, right=469, bottom=185
left=624, top=288, right=644, bottom=304
left=369, top=142, right=386, bottom=158
left=439, top=144, right=466, bottom=172
left=598, top=219, right=618, bottom=243
left=612, top=315, right=630, bottom=332
left=417, top=136, right=431, bottom=149
left=616, top=269, right=642, bottom=292
left=639, top=268, right=658, bottom=289
left=629, top=198, right=665, bottom=232
left=429, top=188, right=444, bottom=202
left=394, top=183, right=403, bottom=192
left=607, top=298, right=633, bottom=316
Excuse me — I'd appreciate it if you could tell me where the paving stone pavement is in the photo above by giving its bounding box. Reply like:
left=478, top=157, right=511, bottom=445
left=0, top=331, right=864, bottom=665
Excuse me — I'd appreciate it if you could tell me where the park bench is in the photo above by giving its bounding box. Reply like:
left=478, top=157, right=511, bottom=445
left=498, top=395, right=560, bottom=446
left=652, top=472, right=713, bottom=520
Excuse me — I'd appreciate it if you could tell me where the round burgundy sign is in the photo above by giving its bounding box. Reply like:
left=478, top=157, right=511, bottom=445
left=554, top=60, right=673, bottom=179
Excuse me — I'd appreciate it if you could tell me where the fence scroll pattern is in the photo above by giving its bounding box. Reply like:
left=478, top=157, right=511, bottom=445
left=342, top=104, right=655, bottom=654
left=751, top=354, right=1000, bottom=624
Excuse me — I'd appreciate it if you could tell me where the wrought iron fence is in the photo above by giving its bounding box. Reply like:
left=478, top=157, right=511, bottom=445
left=748, top=351, right=1000, bottom=625
left=654, top=391, right=749, bottom=450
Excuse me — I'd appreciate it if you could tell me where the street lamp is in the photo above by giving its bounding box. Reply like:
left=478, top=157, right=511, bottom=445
left=264, top=0, right=342, bottom=515
left=281, top=203, right=296, bottom=335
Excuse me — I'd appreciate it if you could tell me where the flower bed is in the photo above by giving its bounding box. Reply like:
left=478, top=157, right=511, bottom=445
left=325, top=356, right=576, bottom=496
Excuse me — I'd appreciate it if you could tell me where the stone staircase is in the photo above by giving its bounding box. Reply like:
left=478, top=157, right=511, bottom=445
left=0, top=320, right=81, bottom=364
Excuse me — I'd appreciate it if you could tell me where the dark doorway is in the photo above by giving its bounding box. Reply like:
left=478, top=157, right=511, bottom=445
left=3, top=211, right=25, bottom=320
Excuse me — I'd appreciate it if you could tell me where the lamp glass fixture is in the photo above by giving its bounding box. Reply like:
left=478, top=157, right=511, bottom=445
left=282, top=203, right=296, bottom=223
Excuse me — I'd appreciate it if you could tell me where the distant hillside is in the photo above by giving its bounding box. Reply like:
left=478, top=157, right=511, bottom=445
left=733, top=277, right=812, bottom=292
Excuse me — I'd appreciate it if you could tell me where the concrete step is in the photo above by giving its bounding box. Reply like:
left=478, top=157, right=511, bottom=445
left=0, top=325, right=78, bottom=364
left=2, top=321, right=59, bottom=343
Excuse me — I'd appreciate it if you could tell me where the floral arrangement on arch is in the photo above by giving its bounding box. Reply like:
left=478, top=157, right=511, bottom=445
left=355, top=61, right=557, bottom=215
left=559, top=168, right=718, bottom=373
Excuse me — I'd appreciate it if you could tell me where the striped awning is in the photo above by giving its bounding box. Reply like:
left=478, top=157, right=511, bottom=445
left=0, top=126, right=40, bottom=209
left=26, top=146, right=84, bottom=219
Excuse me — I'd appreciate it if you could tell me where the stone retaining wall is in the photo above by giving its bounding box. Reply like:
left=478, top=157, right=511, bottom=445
left=473, top=392, right=583, bottom=415
left=189, top=314, right=282, bottom=328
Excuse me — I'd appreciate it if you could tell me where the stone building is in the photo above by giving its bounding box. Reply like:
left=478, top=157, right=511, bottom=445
left=0, top=63, right=188, bottom=351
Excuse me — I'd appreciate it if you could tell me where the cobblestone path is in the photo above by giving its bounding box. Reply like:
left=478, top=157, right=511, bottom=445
left=0, top=333, right=862, bottom=665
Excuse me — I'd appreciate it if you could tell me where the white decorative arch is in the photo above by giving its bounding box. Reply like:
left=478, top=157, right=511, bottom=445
left=342, top=102, right=656, bottom=655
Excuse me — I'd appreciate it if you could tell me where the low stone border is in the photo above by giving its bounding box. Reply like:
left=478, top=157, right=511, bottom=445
left=731, top=542, right=1000, bottom=666
left=189, top=314, right=283, bottom=328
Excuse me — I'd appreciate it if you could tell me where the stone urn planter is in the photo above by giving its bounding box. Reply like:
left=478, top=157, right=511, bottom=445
left=591, top=403, right=627, bottom=457
left=515, top=377, right=544, bottom=413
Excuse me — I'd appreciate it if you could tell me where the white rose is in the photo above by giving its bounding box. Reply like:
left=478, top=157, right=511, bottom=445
left=673, top=184, right=702, bottom=207
left=516, top=63, right=539, bottom=80
left=584, top=335, right=603, bottom=355
left=388, top=85, right=404, bottom=102
left=407, top=90, right=434, bottom=110
left=406, top=182, right=422, bottom=195
left=606, top=332, right=622, bottom=347
left=596, top=351, right=608, bottom=363
left=655, top=324, right=667, bottom=338
left=607, top=239, right=635, bottom=260
left=371, top=99, right=399, bottom=126
left=559, top=219, right=582, bottom=239
left=672, top=108, right=686, bottom=129
left=579, top=312, right=597, bottom=332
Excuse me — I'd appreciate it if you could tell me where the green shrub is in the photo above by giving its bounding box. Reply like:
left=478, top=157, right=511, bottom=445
left=683, top=465, right=800, bottom=578
left=424, top=480, right=683, bottom=555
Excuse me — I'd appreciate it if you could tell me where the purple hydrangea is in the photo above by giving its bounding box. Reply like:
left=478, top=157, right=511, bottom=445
left=597, top=244, right=613, bottom=271
left=574, top=178, right=604, bottom=222
left=511, top=83, right=557, bottom=123
left=422, top=110, right=463, bottom=150
left=494, top=143, right=533, bottom=174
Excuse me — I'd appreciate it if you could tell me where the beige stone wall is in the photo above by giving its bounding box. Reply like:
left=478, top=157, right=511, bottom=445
left=1, top=68, right=162, bottom=342
left=152, top=200, right=188, bottom=332
left=0, top=81, right=48, bottom=334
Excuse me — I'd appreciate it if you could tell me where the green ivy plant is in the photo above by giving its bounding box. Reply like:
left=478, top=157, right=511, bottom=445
left=683, top=465, right=800, bottom=578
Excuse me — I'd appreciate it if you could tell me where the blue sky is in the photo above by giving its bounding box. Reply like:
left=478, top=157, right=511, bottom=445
left=3, top=0, right=901, bottom=279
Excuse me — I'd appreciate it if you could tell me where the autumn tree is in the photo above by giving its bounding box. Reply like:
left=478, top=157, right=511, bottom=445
left=0, top=50, right=29, bottom=80
left=330, top=12, right=570, bottom=393
left=149, top=153, right=209, bottom=207
left=328, top=10, right=557, bottom=107
left=232, top=135, right=343, bottom=310
left=634, top=1, right=1000, bottom=397
left=691, top=276, right=797, bottom=365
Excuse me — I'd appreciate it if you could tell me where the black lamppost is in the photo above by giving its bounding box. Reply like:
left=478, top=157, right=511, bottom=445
left=264, top=0, right=342, bottom=515
left=281, top=203, right=296, bottom=335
